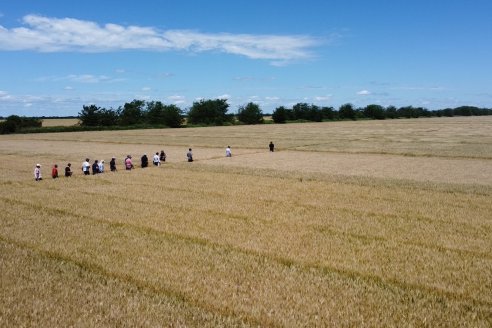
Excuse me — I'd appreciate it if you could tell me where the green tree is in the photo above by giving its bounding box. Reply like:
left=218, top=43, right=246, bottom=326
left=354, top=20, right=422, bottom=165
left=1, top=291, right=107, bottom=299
left=0, top=115, right=42, bottom=134
left=146, top=101, right=183, bottom=127
left=272, top=106, right=288, bottom=123
left=162, top=104, right=184, bottom=128
left=363, top=104, right=386, bottom=120
left=119, top=99, right=145, bottom=125
left=237, top=102, right=264, bottom=124
left=187, top=99, right=231, bottom=125
left=338, top=103, right=356, bottom=120
left=321, top=106, right=336, bottom=120
left=78, top=105, right=102, bottom=126
left=99, top=108, right=119, bottom=126
left=385, top=106, right=398, bottom=119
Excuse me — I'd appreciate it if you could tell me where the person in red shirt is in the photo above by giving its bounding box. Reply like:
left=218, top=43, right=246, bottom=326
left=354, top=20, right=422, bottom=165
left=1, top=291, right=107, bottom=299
left=52, top=164, right=59, bottom=179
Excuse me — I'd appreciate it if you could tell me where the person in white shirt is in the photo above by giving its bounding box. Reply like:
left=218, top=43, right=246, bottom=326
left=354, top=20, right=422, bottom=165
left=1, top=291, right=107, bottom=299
left=225, top=146, right=232, bottom=157
left=153, top=152, right=160, bottom=166
left=82, top=158, right=90, bottom=175
left=99, top=160, right=105, bottom=173
left=34, top=164, right=42, bottom=181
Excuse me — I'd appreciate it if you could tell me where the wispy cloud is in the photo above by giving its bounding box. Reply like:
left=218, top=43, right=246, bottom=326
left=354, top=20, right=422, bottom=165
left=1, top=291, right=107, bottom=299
left=36, top=74, right=124, bottom=83
left=0, top=15, right=323, bottom=64
left=314, top=95, right=332, bottom=101
left=357, top=90, right=371, bottom=95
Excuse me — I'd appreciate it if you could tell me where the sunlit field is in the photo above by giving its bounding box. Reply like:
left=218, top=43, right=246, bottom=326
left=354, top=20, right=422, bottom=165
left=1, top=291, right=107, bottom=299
left=1, top=116, right=491, bottom=326
left=41, top=118, right=80, bottom=127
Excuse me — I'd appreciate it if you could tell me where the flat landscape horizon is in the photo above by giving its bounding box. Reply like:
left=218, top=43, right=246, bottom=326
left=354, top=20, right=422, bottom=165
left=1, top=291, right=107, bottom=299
left=1, top=116, right=491, bottom=326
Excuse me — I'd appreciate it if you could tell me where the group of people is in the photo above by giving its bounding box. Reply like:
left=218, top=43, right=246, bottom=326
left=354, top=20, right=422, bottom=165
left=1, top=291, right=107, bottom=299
left=34, top=150, right=167, bottom=181
left=34, top=142, right=275, bottom=181
left=34, top=163, right=73, bottom=181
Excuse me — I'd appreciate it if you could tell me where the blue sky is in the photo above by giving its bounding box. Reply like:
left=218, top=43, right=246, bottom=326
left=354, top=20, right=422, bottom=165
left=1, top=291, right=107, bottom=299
left=1, top=0, right=491, bottom=116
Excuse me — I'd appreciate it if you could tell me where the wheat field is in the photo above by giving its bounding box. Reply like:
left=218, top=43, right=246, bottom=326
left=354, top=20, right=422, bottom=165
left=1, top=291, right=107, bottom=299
left=1, top=116, right=491, bottom=327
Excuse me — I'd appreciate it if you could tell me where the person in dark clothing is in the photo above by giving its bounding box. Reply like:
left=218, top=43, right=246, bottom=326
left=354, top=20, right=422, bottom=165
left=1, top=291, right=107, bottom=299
left=269, top=141, right=275, bottom=152
left=110, top=157, right=117, bottom=172
left=65, top=163, right=72, bottom=177
left=159, top=150, right=166, bottom=162
left=187, top=148, right=193, bottom=162
left=141, top=154, right=149, bottom=168
left=92, top=160, right=100, bottom=175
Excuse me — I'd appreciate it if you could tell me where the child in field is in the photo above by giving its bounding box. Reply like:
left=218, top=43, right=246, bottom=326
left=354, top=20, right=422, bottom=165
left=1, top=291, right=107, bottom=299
left=160, top=150, right=166, bottom=162
left=226, top=146, right=232, bottom=157
left=269, top=141, right=275, bottom=152
left=99, top=160, right=105, bottom=173
left=34, top=164, right=42, bottom=181
left=52, top=164, right=59, bottom=179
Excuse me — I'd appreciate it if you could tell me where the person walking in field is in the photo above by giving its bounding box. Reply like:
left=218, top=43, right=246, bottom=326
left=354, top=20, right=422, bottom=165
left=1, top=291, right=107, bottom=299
left=159, top=150, right=166, bottom=162
left=187, top=148, right=193, bottom=162
left=125, top=155, right=133, bottom=170
left=153, top=152, right=160, bottom=166
left=92, top=160, right=100, bottom=175
left=65, top=163, right=72, bottom=177
left=110, top=157, right=117, bottom=172
left=82, top=158, right=90, bottom=175
left=99, top=160, right=105, bottom=173
left=51, top=164, right=59, bottom=179
left=225, top=146, right=232, bottom=157
left=141, top=154, right=149, bottom=168
left=269, top=141, right=275, bottom=152
left=34, top=164, right=42, bottom=181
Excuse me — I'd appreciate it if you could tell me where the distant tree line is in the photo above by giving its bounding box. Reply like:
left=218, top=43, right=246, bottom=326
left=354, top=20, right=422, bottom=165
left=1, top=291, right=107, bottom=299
left=80, top=99, right=491, bottom=128
left=78, top=100, right=184, bottom=128
left=0, top=115, right=42, bottom=134
left=271, top=103, right=492, bottom=123
left=78, top=99, right=265, bottom=127
left=2, top=99, right=491, bottom=134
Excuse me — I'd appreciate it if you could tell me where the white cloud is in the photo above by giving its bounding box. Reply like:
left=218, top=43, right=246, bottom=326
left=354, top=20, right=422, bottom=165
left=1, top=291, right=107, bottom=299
left=0, top=15, right=322, bottom=64
left=0, top=90, right=12, bottom=100
left=357, top=90, right=371, bottom=95
left=314, top=95, right=332, bottom=101
left=64, top=86, right=74, bottom=90
left=37, top=74, right=123, bottom=84
left=141, top=87, right=151, bottom=91
left=217, top=94, right=230, bottom=100
left=168, top=95, right=186, bottom=104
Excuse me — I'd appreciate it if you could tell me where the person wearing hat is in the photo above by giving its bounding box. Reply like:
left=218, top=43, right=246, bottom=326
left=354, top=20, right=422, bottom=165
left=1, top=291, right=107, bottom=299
left=34, top=164, right=42, bottom=181
left=98, top=160, right=105, bottom=173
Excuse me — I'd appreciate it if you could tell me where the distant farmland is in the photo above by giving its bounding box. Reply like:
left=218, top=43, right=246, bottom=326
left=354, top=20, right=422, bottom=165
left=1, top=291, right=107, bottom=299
left=41, top=118, right=80, bottom=127
left=1, top=116, right=491, bottom=327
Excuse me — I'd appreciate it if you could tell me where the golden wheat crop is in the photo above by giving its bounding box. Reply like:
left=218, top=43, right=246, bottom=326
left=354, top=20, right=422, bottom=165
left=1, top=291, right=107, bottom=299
left=1, top=116, right=491, bottom=327
left=41, top=118, right=80, bottom=127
